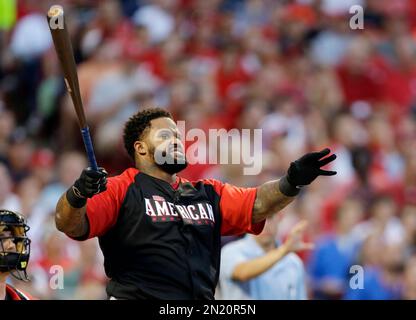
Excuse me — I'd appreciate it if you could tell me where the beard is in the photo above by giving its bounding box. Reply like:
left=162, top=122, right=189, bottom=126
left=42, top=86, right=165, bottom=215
left=156, top=156, right=188, bottom=174
left=157, top=161, right=188, bottom=175
left=151, top=146, right=188, bottom=175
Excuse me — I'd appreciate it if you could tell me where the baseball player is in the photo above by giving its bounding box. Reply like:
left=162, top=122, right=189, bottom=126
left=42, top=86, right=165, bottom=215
left=55, top=108, right=337, bottom=299
left=0, top=209, right=33, bottom=300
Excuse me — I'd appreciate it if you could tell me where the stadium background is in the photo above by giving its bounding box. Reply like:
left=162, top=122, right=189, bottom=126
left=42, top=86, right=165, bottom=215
left=1, top=0, right=416, bottom=299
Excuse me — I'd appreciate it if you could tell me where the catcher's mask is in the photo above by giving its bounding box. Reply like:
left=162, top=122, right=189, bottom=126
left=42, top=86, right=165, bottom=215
left=0, top=209, right=30, bottom=281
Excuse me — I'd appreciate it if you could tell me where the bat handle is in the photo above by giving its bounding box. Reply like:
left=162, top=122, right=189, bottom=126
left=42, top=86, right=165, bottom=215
left=81, top=127, right=98, bottom=171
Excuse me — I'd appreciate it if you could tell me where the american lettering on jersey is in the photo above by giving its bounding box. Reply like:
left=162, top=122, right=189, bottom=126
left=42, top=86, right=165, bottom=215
left=144, top=197, right=215, bottom=225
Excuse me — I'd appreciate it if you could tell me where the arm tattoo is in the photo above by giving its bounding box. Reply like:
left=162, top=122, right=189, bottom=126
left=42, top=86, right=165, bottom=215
left=252, top=179, right=295, bottom=224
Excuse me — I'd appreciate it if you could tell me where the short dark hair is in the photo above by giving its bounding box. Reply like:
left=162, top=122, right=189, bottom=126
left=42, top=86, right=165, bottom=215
left=123, top=108, right=172, bottom=160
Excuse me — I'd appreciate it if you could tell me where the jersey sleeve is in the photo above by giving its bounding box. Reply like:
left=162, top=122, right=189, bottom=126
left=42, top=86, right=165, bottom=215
left=84, top=170, right=135, bottom=239
left=203, top=179, right=265, bottom=236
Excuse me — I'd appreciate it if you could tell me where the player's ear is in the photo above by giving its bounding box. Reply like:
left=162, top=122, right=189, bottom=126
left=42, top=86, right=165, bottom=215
left=134, top=141, right=147, bottom=156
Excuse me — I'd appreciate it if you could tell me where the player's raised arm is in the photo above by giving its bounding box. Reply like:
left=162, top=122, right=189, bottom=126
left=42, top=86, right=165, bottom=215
left=252, top=148, right=337, bottom=223
left=55, top=167, right=107, bottom=238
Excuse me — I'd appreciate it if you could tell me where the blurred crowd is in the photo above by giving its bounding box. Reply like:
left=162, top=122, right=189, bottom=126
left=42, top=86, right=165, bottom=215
left=1, top=0, right=416, bottom=299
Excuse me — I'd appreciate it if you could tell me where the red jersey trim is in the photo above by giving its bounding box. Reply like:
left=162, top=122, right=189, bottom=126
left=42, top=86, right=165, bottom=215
left=6, top=284, right=34, bottom=300
left=194, top=179, right=265, bottom=236
left=85, top=168, right=139, bottom=238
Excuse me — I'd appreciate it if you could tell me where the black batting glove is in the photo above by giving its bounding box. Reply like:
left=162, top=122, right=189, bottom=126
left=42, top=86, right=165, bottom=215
left=66, top=167, right=108, bottom=208
left=279, top=148, right=337, bottom=197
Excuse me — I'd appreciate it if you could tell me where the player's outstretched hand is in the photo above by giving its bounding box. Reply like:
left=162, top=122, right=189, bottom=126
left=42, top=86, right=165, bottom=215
left=66, top=167, right=108, bottom=208
left=279, top=148, right=336, bottom=196
left=287, top=148, right=337, bottom=186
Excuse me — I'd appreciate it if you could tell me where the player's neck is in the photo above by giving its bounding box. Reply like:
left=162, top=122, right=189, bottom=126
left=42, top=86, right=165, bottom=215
left=138, top=163, right=176, bottom=184
left=152, top=170, right=177, bottom=184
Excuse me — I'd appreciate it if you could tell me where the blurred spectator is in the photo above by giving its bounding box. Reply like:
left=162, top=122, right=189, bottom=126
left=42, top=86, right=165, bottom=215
left=401, top=204, right=416, bottom=255
left=87, top=59, right=160, bottom=156
left=261, top=95, right=307, bottom=156
left=36, top=151, right=86, bottom=215
left=30, top=148, right=56, bottom=187
left=132, top=0, right=175, bottom=44
left=0, top=108, right=16, bottom=158
left=9, top=10, right=51, bottom=61
left=308, top=198, right=363, bottom=299
left=402, top=255, right=416, bottom=299
left=309, top=16, right=353, bottom=66
left=72, top=240, right=106, bottom=299
left=26, top=152, right=86, bottom=263
left=29, top=221, right=82, bottom=299
left=321, top=0, right=365, bottom=16
left=344, top=234, right=402, bottom=300
left=220, top=217, right=311, bottom=300
left=6, top=128, right=33, bottom=184
left=0, top=162, right=21, bottom=212
left=16, top=175, right=41, bottom=218
left=352, top=195, right=405, bottom=246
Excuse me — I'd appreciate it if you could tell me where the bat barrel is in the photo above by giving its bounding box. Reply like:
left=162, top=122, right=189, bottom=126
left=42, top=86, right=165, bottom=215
left=47, top=5, right=87, bottom=128
left=47, top=5, right=99, bottom=172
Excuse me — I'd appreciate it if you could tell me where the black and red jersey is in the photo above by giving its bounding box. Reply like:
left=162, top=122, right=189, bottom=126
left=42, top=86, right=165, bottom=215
left=80, top=168, right=265, bottom=299
left=5, top=284, right=33, bottom=300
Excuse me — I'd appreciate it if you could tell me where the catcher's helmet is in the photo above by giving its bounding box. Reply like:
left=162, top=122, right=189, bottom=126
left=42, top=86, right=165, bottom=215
left=0, top=209, right=30, bottom=281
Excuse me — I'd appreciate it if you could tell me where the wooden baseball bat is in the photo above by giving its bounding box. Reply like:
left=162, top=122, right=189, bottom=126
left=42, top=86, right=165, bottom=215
left=47, top=5, right=98, bottom=171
